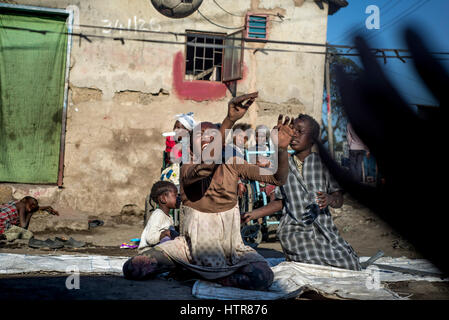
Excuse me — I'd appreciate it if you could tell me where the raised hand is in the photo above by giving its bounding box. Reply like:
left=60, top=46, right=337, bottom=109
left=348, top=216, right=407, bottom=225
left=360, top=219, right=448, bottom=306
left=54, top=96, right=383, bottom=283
left=227, top=92, right=258, bottom=122
left=272, top=115, right=295, bottom=149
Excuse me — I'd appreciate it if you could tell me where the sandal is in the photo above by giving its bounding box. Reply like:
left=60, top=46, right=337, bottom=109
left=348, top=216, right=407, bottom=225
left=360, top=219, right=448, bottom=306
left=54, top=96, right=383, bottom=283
left=54, top=237, right=85, bottom=248
left=28, top=237, right=63, bottom=249
left=28, top=237, right=46, bottom=249
left=88, top=220, right=104, bottom=229
left=44, top=238, right=64, bottom=249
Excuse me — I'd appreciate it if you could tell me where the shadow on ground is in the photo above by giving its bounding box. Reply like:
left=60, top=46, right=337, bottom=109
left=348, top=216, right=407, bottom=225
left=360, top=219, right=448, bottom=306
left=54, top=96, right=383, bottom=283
left=0, top=274, right=195, bottom=300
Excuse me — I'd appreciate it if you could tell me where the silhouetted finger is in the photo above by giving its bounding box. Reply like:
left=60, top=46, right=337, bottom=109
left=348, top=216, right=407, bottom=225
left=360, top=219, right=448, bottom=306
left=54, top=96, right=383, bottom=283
left=336, top=66, right=380, bottom=150
left=283, top=116, right=290, bottom=126
left=356, top=36, right=417, bottom=120
left=405, top=28, right=449, bottom=110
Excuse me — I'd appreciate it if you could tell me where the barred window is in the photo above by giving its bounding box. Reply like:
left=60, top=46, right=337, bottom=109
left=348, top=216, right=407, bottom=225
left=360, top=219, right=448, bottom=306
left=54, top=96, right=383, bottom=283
left=185, top=31, right=225, bottom=81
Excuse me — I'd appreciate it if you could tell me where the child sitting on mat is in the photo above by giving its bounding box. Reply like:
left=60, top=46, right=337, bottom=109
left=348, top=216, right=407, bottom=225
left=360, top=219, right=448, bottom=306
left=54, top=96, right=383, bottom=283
left=138, top=181, right=180, bottom=253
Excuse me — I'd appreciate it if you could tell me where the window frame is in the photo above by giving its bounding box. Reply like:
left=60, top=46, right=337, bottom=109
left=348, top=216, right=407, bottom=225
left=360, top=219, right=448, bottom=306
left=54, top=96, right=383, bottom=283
left=245, top=13, right=269, bottom=41
left=184, top=30, right=227, bottom=82
left=221, top=29, right=245, bottom=83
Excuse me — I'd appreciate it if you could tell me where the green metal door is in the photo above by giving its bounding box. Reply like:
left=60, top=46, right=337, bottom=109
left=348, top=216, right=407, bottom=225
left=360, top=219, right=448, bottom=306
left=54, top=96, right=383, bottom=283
left=0, top=7, right=68, bottom=184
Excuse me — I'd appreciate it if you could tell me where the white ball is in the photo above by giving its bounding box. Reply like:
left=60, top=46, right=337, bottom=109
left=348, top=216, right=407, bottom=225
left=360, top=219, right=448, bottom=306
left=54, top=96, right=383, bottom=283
left=150, top=0, right=204, bottom=19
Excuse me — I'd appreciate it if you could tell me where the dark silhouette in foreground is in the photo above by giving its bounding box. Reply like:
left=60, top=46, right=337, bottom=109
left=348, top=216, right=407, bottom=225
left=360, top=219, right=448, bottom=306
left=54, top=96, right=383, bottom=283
left=317, top=28, right=448, bottom=275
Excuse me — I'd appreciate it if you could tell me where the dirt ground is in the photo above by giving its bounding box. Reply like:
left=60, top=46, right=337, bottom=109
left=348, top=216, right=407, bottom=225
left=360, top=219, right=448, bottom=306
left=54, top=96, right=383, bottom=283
left=1, top=194, right=448, bottom=300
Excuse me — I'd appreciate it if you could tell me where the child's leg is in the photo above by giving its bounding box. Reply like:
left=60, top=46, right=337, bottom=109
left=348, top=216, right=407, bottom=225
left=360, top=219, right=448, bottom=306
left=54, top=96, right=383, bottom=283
left=123, top=247, right=176, bottom=280
left=215, top=261, right=274, bottom=291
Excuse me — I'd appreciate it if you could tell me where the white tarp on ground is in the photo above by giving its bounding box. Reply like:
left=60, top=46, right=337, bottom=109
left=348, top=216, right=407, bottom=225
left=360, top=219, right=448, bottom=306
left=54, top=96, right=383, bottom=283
left=1, top=253, right=447, bottom=300
left=193, top=257, right=448, bottom=300
left=0, top=253, right=128, bottom=274
left=193, top=261, right=404, bottom=300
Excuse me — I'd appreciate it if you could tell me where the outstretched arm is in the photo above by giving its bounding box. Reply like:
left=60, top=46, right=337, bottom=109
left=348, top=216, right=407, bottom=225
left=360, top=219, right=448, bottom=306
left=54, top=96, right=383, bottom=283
left=241, top=199, right=283, bottom=224
left=39, top=206, right=59, bottom=216
left=271, top=115, right=294, bottom=185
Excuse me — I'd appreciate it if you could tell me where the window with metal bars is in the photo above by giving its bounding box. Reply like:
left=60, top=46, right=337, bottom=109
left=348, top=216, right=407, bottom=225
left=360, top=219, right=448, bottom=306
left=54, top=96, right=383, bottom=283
left=245, top=14, right=268, bottom=40
left=185, top=31, right=225, bottom=81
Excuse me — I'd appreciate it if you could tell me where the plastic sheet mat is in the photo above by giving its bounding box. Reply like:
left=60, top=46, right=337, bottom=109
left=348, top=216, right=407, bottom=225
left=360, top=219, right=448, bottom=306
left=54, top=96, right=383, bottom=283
left=192, top=256, right=448, bottom=300
left=0, top=253, right=128, bottom=274
left=193, top=261, right=404, bottom=300
left=1, top=253, right=446, bottom=300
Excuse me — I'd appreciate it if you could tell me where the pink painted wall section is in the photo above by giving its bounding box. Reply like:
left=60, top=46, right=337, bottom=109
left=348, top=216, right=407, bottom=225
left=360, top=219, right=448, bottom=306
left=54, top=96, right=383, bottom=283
left=172, top=51, right=227, bottom=102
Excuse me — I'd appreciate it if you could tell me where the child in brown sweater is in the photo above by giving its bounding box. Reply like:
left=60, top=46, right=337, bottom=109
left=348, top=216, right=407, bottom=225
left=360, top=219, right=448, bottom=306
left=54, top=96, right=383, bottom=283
left=123, top=93, right=294, bottom=291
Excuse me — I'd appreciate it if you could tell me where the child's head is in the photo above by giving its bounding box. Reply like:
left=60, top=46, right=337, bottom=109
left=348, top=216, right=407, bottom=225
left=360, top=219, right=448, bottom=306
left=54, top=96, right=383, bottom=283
left=173, top=120, right=187, bottom=131
left=190, top=121, right=220, bottom=155
left=174, top=113, right=197, bottom=143
left=174, top=112, right=196, bottom=132
left=290, top=114, right=320, bottom=153
left=150, top=181, right=179, bottom=209
left=255, top=124, right=270, bottom=145
left=232, top=123, right=252, bottom=147
left=20, top=196, right=38, bottom=213
left=122, top=255, right=154, bottom=280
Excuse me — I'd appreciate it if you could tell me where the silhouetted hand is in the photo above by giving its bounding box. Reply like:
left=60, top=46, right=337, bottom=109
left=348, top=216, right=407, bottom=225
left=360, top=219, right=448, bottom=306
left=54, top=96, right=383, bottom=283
left=317, top=27, right=448, bottom=274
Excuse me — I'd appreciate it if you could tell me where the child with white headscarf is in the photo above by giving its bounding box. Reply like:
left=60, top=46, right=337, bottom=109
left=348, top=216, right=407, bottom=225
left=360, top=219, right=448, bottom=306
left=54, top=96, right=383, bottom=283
left=161, top=112, right=197, bottom=187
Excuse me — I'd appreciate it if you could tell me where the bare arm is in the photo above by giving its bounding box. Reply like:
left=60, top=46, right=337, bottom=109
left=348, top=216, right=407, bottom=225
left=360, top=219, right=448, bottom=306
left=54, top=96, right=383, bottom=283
left=270, top=115, right=294, bottom=185
left=39, top=206, right=59, bottom=216
left=23, top=211, right=35, bottom=229
left=17, top=205, right=28, bottom=228
left=274, top=147, right=289, bottom=185
left=241, top=199, right=283, bottom=223
left=233, top=152, right=288, bottom=186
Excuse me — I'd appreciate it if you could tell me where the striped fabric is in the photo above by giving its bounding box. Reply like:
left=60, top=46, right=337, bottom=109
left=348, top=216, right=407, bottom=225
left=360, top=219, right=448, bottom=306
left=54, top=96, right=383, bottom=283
left=0, top=201, right=19, bottom=234
left=274, top=153, right=361, bottom=271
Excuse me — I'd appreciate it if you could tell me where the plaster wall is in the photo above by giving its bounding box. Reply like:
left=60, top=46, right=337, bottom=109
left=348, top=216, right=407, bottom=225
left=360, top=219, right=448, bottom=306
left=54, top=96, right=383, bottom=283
left=1, top=0, right=328, bottom=215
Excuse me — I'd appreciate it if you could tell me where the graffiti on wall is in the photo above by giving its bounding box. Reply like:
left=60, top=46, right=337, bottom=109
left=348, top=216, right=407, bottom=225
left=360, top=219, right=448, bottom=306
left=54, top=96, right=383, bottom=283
left=102, top=17, right=162, bottom=33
